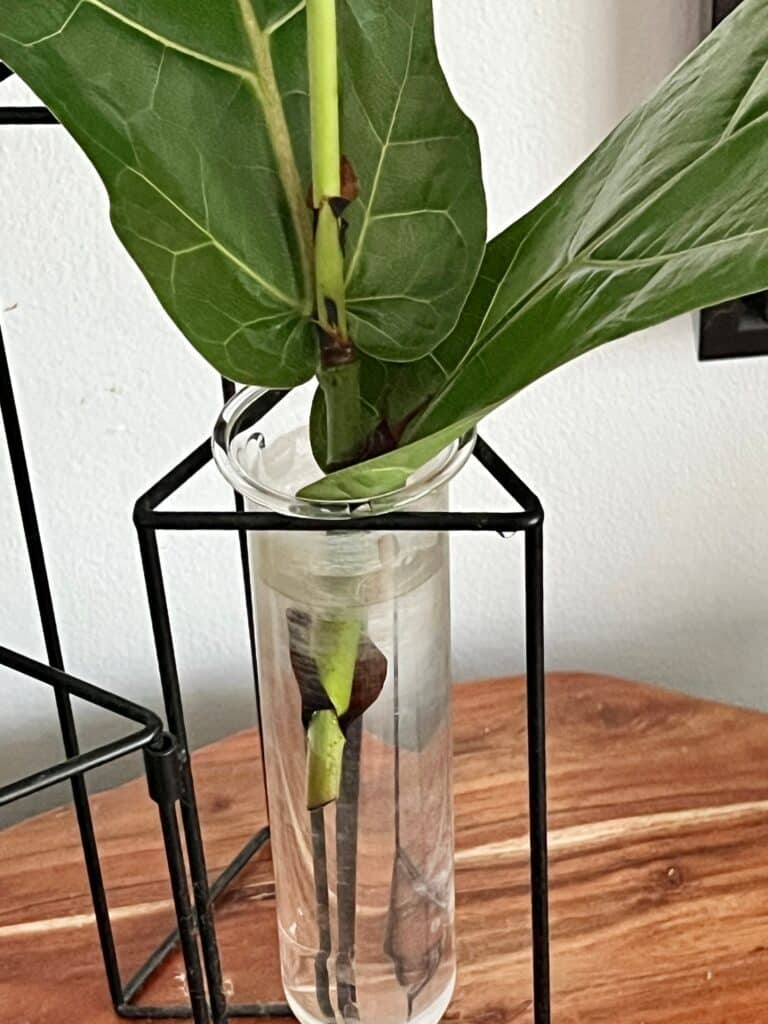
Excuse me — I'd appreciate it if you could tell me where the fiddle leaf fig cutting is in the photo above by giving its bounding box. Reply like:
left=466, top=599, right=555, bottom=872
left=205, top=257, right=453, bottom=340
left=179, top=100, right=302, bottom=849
left=0, top=0, right=484, bottom=401
left=3, top=0, right=767, bottom=491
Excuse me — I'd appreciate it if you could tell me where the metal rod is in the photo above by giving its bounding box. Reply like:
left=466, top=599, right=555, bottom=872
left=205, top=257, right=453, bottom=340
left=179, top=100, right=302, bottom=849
left=0, top=646, right=162, bottom=728
left=155, top=789, right=211, bottom=1023
left=122, top=382, right=300, bottom=1019
left=0, top=651, right=162, bottom=802
left=0, top=331, right=63, bottom=667
left=209, top=827, right=271, bottom=898
left=0, top=722, right=158, bottom=805
left=118, top=1002, right=292, bottom=1020
left=134, top=441, right=211, bottom=517
left=138, top=508, right=538, bottom=533
left=0, top=106, right=57, bottom=124
left=121, top=827, right=271, bottom=1004
left=524, top=522, right=551, bottom=1023
left=0, top=326, right=126, bottom=1007
left=132, top=393, right=540, bottom=533
left=121, top=928, right=187, bottom=1009
left=141, top=736, right=211, bottom=1024
left=474, top=435, right=544, bottom=520
left=136, top=525, right=228, bottom=1024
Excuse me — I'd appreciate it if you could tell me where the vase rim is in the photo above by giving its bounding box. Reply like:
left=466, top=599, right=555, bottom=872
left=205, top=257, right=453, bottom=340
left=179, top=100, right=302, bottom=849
left=211, top=386, right=475, bottom=520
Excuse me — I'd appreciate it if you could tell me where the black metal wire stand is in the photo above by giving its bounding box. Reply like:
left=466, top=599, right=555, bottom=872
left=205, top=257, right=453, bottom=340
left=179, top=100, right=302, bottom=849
left=1, top=62, right=552, bottom=1024
left=0, top=324, right=215, bottom=1022
left=133, top=387, right=551, bottom=1024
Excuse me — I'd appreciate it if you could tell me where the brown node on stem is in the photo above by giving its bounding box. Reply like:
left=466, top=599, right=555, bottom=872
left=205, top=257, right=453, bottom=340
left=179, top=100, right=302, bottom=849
left=340, top=636, right=387, bottom=730
left=286, top=609, right=335, bottom=728
left=341, top=154, right=360, bottom=202
left=316, top=319, right=356, bottom=366
left=285, top=608, right=388, bottom=733
left=305, top=156, right=359, bottom=213
left=357, top=396, right=434, bottom=463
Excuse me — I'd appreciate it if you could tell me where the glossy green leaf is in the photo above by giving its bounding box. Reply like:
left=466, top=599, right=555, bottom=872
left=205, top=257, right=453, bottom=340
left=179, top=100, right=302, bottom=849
left=0, top=3, right=317, bottom=384
left=407, top=0, right=768, bottom=440
left=0, top=0, right=485, bottom=394
left=305, top=0, right=768, bottom=497
left=0, top=0, right=316, bottom=386
left=340, top=0, right=486, bottom=362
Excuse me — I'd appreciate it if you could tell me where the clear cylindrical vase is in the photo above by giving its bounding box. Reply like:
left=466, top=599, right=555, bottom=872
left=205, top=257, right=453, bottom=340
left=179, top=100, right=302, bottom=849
left=213, top=389, right=475, bottom=1024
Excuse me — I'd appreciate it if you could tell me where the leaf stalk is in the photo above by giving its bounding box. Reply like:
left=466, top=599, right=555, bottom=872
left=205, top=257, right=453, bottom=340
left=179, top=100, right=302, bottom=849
left=307, top=0, right=366, bottom=468
left=307, top=0, right=347, bottom=336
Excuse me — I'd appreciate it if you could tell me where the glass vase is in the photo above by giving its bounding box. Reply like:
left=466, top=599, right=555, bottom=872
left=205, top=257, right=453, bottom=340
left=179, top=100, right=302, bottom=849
left=213, top=389, right=475, bottom=1024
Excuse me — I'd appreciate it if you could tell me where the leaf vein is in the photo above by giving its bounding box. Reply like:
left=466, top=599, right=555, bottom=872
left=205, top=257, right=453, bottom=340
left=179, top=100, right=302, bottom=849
left=23, top=0, right=259, bottom=88
left=120, top=165, right=299, bottom=308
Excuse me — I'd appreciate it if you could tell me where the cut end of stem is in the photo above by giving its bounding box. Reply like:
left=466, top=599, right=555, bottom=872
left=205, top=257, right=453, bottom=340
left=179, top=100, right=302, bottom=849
left=306, top=709, right=346, bottom=809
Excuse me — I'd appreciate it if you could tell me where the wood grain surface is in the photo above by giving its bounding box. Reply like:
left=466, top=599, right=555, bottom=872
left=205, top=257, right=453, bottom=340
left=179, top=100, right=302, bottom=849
left=2, top=673, right=768, bottom=1023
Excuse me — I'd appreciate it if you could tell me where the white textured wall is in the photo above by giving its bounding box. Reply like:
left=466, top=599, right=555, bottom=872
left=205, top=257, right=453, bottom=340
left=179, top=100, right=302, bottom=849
left=3, top=1, right=766, bottom=825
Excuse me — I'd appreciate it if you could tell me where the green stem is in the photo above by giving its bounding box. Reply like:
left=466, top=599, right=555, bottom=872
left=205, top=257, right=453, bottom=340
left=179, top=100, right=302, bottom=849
left=318, top=359, right=364, bottom=469
left=307, top=0, right=347, bottom=337
left=306, top=616, right=361, bottom=810
left=307, top=710, right=346, bottom=809
left=307, top=0, right=367, bottom=468
left=307, top=0, right=341, bottom=205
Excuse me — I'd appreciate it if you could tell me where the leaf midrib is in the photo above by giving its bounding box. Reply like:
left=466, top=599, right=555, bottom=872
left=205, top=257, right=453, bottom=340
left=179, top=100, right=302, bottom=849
left=235, top=0, right=313, bottom=310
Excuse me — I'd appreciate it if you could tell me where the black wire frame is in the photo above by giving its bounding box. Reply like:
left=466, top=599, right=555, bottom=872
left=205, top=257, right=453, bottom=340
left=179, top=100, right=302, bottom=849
left=0, top=322, right=220, bottom=1021
left=1, top=61, right=551, bottom=1023
left=133, top=385, right=551, bottom=1024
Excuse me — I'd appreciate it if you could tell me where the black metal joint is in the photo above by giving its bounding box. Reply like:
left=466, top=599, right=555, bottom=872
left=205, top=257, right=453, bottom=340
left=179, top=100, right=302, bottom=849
left=133, top=500, right=151, bottom=529
left=529, top=505, right=545, bottom=528
left=144, top=733, right=182, bottom=806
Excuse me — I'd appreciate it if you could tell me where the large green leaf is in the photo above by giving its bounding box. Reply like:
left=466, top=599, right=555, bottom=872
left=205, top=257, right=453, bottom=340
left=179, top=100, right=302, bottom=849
left=340, top=0, right=486, bottom=362
left=304, top=0, right=768, bottom=499
left=0, top=0, right=485, bottom=391
left=0, top=0, right=315, bottom=387
left=301, top=414, right=478, bottom=502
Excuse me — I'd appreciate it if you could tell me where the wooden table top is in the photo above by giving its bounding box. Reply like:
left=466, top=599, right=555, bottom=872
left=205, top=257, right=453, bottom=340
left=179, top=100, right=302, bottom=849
left=2, top=672, right=768, bottom=1023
